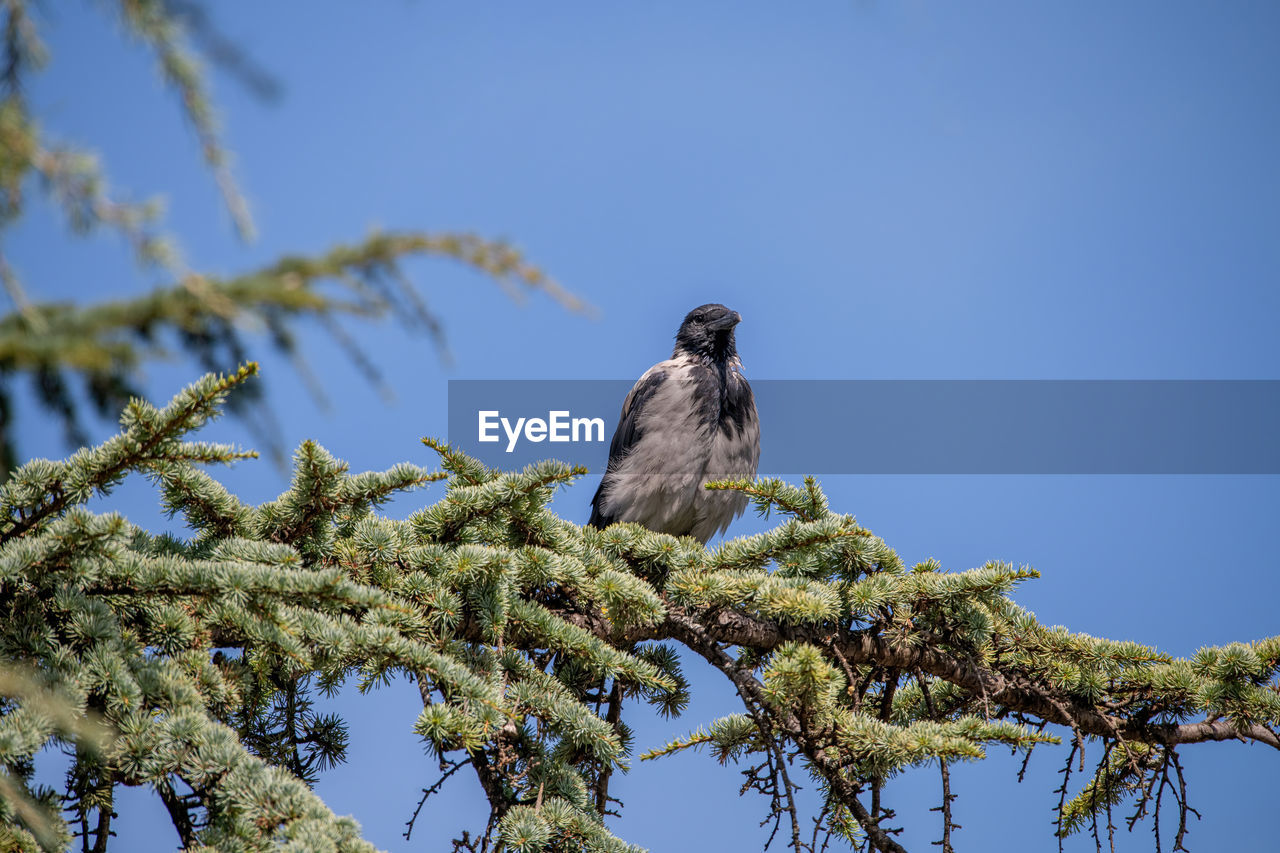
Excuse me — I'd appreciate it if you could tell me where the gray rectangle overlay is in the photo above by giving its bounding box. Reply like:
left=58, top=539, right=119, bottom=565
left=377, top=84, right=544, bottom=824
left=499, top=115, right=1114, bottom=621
left=447, top=380, right=1280, bottom=474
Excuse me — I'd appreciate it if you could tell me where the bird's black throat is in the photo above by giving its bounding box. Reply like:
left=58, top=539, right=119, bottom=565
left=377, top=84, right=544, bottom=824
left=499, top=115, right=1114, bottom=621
left=671, top=304, right=745, bottom=431
left=684, top=331, right=738, bottom=367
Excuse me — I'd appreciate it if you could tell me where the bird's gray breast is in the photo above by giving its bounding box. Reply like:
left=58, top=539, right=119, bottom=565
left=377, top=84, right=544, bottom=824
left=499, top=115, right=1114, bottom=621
left=598, top=357, right=759, bottom=542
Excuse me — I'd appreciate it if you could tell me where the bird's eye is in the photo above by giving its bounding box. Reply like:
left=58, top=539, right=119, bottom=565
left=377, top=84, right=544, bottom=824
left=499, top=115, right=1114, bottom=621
left=692, top=314, right=705, bottom=323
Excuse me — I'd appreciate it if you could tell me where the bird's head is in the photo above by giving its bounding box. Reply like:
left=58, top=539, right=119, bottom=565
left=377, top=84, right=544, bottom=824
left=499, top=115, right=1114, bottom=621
left=674, top=303, right=742, bottom=362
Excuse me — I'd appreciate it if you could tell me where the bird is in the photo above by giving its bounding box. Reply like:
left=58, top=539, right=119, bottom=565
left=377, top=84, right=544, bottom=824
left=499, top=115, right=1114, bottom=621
left=589, top=303, right=760, bottom=544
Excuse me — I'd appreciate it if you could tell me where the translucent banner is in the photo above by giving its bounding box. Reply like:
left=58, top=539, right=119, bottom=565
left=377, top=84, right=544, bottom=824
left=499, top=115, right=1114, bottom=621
left=447, top=380, right=1280, bottom=474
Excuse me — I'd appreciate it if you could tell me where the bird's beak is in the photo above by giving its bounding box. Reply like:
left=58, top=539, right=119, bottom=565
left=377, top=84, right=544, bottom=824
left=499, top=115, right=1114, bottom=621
left=707, top=311, right=741, bottom=332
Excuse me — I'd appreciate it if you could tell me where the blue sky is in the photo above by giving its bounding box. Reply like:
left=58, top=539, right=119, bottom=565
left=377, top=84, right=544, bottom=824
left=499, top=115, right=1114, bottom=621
left=10, top=2, right=1279, bottom=850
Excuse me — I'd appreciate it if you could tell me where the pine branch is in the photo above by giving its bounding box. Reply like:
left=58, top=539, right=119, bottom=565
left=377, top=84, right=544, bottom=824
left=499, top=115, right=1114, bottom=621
left=0, top=363, right=257, bottom=542
left=3, top=377, right=1276, bottom=853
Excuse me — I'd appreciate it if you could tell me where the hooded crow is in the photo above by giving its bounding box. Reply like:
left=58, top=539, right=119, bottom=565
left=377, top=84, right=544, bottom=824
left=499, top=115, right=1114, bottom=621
left=589, top=303, right=760, bottom=543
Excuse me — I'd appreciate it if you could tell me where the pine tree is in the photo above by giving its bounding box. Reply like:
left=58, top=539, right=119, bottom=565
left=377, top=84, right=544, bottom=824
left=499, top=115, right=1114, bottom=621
left=1, top=367, right=1276, bottom=852
left=1, top=6, right=1276, bottom=852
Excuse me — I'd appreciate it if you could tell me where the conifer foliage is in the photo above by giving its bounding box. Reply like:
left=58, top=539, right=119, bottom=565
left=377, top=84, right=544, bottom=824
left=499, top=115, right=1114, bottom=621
left=1, top=368, right=1276, bottom=852
left=1, top=7, right=1276, bottom=849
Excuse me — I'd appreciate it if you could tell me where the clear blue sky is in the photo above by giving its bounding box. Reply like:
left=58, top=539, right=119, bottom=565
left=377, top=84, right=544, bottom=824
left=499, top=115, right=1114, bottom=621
left=11, top=2, right=1279, bottom=850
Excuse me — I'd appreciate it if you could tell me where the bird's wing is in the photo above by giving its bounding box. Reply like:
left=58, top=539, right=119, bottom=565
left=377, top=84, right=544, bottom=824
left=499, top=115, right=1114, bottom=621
left=723, top=369, right=759, bottom=459
left=605, top=365, right=672, bottom=470
left=588, top=363, right=672, bottom=528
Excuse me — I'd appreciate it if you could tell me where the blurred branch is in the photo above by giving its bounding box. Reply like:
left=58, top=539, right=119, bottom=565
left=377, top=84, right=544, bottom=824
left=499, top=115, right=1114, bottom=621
left=116, top=0, right=255, bottom=240
left=0, top=2, right=590, bottom=472
left=0, top=230, right=585, bottom=469
left=161, top=0, right=282, bottom=101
